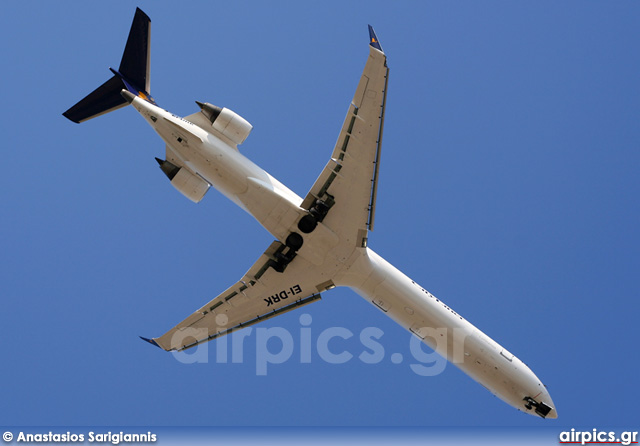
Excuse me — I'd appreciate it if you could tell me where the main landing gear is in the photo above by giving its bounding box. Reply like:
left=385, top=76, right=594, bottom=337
left=297, top=199, right=330, bottom=234
left=269, top=232, right=303, bottom=273
left=269, top=199, right=332, bottom=273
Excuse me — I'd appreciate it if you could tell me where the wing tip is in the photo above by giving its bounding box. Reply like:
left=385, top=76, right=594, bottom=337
left=135, top=7, right=151, bottom=22
left=140, top=336, right=162, bottom=349
left=368, top=24, right=383, bottom=52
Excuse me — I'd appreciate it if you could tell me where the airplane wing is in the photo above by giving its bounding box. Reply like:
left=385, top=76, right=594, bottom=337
left=301, top=26, right=389, bottom=248
left=144, top=241, right=330, bottom=351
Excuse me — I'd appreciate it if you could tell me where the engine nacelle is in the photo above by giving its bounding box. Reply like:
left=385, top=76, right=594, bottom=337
left=196, top=101, right=253, bottom=146
left=156, top=158, right=210, bottom=203
left=171, top=168, right=210, bottom=203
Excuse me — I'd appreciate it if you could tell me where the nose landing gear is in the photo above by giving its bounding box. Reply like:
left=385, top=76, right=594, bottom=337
left=523, top=397, right=553, bottom=418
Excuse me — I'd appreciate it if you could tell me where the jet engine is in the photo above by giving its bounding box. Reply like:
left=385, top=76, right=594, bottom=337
left=155, top=157, right=210, bottom=203
left=196, top=101, right=253, bottom=145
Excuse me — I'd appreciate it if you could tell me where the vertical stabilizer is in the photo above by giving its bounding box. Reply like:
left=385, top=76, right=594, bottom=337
left=119, top=7, right=151, bottom=94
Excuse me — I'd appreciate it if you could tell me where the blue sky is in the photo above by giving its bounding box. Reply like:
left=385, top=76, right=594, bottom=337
left=1, top=0, right=639, bottom=431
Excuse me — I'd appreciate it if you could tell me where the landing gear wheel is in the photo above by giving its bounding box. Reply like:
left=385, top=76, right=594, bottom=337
left=523, top=397, right=536, bottom=411
left=297, top=214, right=317, bottom=234
left=286, top=232, right=304, bottom=251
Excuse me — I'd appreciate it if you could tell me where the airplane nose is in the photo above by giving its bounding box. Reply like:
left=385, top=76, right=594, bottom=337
left=520, top=383, right=558, bottom=419
left=531, top=388, right=558, bottom=419
left=541, top=388, right=558, bottom=419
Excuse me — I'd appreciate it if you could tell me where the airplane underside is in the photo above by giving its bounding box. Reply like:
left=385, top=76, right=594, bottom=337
left=63, top=8, right=557, bottom=419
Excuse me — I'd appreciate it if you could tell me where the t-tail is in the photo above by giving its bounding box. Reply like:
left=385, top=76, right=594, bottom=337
left=63, top=8, right=156, bottom=124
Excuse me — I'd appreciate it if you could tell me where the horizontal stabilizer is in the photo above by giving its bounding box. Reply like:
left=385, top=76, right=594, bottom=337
left=63, top=76, right=127, bottom=123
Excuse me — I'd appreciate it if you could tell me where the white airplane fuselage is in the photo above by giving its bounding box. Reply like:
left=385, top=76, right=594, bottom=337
left=128, top=94, right=557, bottom=419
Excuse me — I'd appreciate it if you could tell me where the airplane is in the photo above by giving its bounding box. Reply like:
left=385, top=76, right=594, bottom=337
left=63, top=8, right=557, bottom=419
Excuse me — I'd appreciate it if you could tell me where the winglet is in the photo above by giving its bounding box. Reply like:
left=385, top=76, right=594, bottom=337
left=140, top=336, right=162, bottom=349
left=368, top=25, right=383, bottom=52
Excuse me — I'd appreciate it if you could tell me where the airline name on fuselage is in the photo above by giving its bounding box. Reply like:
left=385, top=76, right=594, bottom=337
left=169, top=112, right=196, bottom=127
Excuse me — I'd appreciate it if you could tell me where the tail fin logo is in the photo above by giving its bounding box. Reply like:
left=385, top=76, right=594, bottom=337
left=137, top=91, right=153, bottom=102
